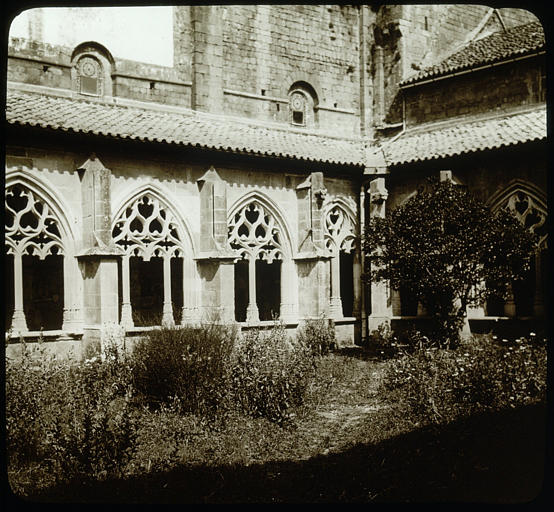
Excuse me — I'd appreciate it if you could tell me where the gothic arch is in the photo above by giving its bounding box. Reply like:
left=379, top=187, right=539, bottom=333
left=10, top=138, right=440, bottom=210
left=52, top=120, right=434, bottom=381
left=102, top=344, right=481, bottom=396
left=323, top=199, right=358, bottom=254
left=5, top=167, right=76, bottom=252
left=227, top=191, right=294, bottom=258
left=111, top=183, right=196, bottom=257
left=487, top=179, right=547, bottom=248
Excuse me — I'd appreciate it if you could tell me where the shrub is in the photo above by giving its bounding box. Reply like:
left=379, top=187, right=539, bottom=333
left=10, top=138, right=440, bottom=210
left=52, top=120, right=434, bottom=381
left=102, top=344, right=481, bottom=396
left=231, top=322, right=317, bottom=424
left=381, top=334, right=547, bottom=425
left=296, top=316, right=336, bottom=356
left=6, top=338, right=137, bottom=490
left=130, top=322, right=237, bottom=416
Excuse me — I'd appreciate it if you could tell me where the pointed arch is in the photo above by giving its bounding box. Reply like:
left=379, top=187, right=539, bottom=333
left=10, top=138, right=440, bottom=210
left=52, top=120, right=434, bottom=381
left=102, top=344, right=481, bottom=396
left=5, top=167, right=77, bottom=253
left=323, top=198, right=358, bottom=254
left=111, top=183, right=196, bottom=257
left=227, top=190, right=294, bottom=258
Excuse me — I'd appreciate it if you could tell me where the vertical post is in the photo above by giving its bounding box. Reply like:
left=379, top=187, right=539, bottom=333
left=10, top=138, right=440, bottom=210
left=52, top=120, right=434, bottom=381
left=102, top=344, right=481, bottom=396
left=162, top=255, right=174, bottom=326
left=368, top=177, right=392, bottom=332
left=352, top=250, right=361, bottom=317
left=246, top=256, right=259, bottom=323
left=11, top=252, right=28, bottom=333
left=359, top=186, right=367, bottom=341
left=329, top=250, right=343, bottom=318
left=120, top=254, right=134, bottom=329
left=182, top=258, right=200, bottom=324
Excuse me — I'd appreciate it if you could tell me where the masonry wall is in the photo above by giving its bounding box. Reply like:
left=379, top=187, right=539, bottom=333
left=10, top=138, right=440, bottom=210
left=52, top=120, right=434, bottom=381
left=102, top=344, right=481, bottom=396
left=373, top=4, right=540, bottom=124
left=217, top=4, right=363, bottom=135
left=403, top=56, right=545, bottom=127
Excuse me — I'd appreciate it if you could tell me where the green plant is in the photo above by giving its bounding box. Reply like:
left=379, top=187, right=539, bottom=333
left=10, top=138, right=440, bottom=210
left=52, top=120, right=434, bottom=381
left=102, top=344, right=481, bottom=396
left=130, top=322, right=237, bottom=416
left=231, top=322, right=317, bottom=424
left=6, top=338, right=138, bottom=491
left=364, top=178, right=538, bottom=346
left=380, top=334, right=547, bottom=426
left=296, top=316, right=337, bottom=356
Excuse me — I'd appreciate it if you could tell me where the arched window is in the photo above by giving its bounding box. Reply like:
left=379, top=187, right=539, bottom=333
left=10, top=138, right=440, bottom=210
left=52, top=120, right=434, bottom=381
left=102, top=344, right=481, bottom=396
left=71, top=42, right=114, bottom=98
left=75, top=55, right=104, bottom=96
left=288, top=81, right=318, bottom=128
left=228, top=199, right=295, bottom=323
left=324, top=203, right=357, bottom=318
left=112, top=192, right=187, bottom=327
left=5, top=184, right=66, bottom=332
left=486, top=185, right=547, bottom=317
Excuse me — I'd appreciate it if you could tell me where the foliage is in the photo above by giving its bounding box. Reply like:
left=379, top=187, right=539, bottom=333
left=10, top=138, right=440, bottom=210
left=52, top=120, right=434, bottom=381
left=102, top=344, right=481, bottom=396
left=130, top=322, right=238, bottom=416
left=380, top=333, right=547, bottom=425
left=6, top=338, right=137, bottom=489
left=364, top=178, right=538, bottom=346
left=230, top=322, right=318, bottom=424
left=296, top=316, right=337, bottom=356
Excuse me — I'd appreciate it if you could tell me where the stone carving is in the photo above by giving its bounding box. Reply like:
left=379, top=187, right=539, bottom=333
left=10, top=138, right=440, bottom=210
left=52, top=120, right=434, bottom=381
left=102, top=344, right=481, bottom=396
left=228, top=201, right=283, bottom=263
left=324, top=205, right=356, bottom=255
left=502, top=191, right=547, bottom=247
left=5, top=184, right=64, bottom=258
left=112, top=194, right=184, bottom=259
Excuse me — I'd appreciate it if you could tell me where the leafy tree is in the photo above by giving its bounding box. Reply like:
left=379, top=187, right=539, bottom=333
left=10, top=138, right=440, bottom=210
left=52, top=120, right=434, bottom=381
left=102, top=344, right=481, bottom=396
left=363, top=178, right=538, bottom=346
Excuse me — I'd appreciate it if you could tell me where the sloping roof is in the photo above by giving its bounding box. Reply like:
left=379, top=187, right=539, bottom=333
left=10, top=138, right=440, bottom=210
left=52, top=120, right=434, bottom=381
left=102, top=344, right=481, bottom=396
left=5, top=86, right=365, bottom=166
left=401, top=21, right=545, bottom=86
left=380, top=107, right=546, bottom=166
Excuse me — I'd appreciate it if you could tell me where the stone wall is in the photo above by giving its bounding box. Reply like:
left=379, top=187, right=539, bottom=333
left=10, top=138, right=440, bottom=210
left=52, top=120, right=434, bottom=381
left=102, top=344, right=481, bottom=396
left=403, top=55, right=545, bottom=126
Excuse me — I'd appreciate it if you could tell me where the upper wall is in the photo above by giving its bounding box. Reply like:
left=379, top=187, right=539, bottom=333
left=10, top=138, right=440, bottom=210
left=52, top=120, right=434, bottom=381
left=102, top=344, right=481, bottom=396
left=403, top=55, right=545, bottom=127
left=373, top=4, right=540, bottom=124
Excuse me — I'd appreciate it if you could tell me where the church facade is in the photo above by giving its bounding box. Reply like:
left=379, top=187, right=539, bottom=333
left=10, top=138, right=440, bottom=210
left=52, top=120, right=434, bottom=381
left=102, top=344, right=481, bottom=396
left=5, top=5, right=546, bottom=357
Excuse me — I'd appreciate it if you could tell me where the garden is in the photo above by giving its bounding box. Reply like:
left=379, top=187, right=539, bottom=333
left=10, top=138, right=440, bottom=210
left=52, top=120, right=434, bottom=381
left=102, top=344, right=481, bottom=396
left=6, top=178, right=548, bottom=503
left=5, top=319, right=547, bottom=503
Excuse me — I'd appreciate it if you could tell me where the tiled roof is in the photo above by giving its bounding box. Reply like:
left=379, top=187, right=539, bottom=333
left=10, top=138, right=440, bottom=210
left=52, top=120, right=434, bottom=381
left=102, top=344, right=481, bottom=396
left=380, top=107, right=546, bottom=166
left=5, top=86, right=365, bottom=166
left=401, top=21, right=545, bottom=86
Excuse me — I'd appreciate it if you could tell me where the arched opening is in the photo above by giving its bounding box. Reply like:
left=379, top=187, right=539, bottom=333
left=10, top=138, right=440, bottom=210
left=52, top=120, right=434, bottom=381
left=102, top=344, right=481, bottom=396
left=228, top=199, right=292, bottom=323
left=5, top=183, right=67, bottom=333
left=324, top=203, right=357, bottom=319
left=113, top=191, right=189, bottom=328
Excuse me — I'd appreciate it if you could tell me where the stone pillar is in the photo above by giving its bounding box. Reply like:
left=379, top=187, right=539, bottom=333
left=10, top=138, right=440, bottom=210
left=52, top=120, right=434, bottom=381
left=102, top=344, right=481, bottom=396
left=76, top=155, right=124, bottom=357
left=120, top=254, right=134, bottom=329
left=246, top=257, right=259, bottom=323
left=195, top=167, right=236, bottom=322
left=368, top=177, right=392, bottom=332
left=359, top=187, right=368, bottom=342
left=504, top=284, right=516, bottom=317
left=329, top=251, right=343, bottom=319
left=191, top=5, right=223, bottom=113
left=162, top=255, right=174, bottom=326
left=62, top=254, right=82, bottom=333
left=10, top=252, right=28, bottom=333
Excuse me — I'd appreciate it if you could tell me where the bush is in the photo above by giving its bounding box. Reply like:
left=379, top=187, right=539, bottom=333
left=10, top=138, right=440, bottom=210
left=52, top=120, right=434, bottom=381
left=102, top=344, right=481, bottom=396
left=231, top=322, right=317, bottom=424
left=296, top=316, right=336, bottom=356
left=381, top=333, right=547, bottom=425
left=130, top=322, right=237, bottom=416
left=6, top=339, right=137, bottom=490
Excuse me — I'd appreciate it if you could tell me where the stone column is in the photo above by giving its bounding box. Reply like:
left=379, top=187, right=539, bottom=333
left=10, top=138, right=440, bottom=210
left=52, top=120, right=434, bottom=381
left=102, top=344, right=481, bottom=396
left=10, top=251, right=28, bottom=333
left=246, top=257, right=259, bottom=323
left=162, top=255, right=174, bottom=326
left=120, top=254, right=134, bottom=328
left=359, top=187, right=368, bottom=342
left=329, top=250, right=343, bottom=319
left=367, top=177, right=392, bottom=332
left=61, top=253, right=83, bottom=333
